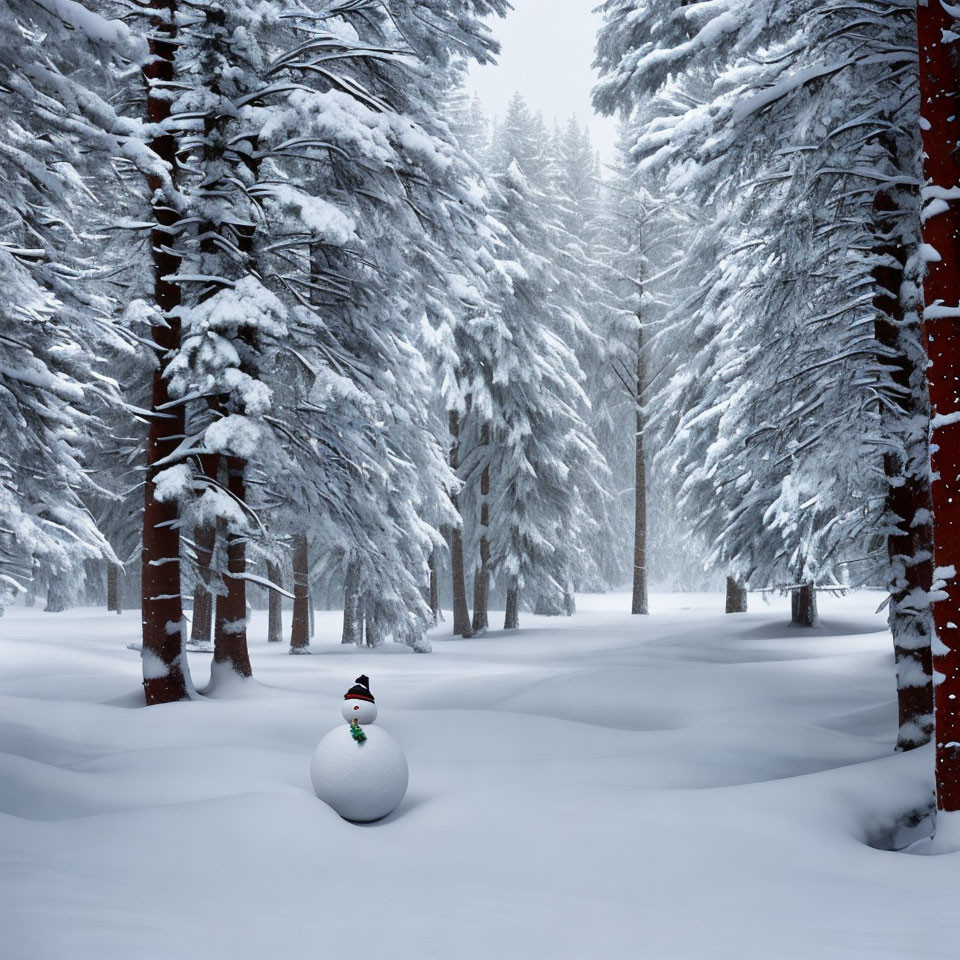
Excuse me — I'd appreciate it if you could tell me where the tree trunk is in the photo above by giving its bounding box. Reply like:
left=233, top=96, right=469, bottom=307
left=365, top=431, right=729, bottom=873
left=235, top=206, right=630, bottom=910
left=342, top=557, right=361, bottom=645
left=472, top=444, right=490, bottom=633
left=364, top=607, right=382, bottom=648
left=725, top=577, right=747, bottom=614
left=190, top=522, right=215, bottom=645
left=872, top=178, right=934, bottom=751
left=534, top=592, right=565, bottom=616
left=267, top=560, right=283, bottom=643
left=309, top=591, right=315, bottom=638
left=448, top=410, right=474, bottom=637
left=290, top=532, right=310, bottom=653
left=212, top=456, right=252, bottom=679
left=918, top=0, right=960, bottom=818
left=44, top=576, right=72, bottom=613
left=428, top=549, right=440, bottom=626
left=107, top=564, right=122, bottom=614
left=632, top=319, right=649, bottom=615
left=140, top=0, right=189, bottom=705
left=790, top=582, right=817, bottom=628
left=504, top=585, right=519, bottom=630
left=563, top=582, right=576, bottom=616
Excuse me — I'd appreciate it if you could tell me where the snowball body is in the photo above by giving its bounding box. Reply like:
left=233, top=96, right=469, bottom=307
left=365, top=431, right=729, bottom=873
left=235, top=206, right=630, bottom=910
left=310, top=724, right=408, bottom=822
left=341, top=699, right=377, bottom=724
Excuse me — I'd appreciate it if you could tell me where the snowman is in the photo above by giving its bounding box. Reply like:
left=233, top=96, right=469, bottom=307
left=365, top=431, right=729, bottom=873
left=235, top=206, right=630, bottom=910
left=310, top=675, right=408, bottom=823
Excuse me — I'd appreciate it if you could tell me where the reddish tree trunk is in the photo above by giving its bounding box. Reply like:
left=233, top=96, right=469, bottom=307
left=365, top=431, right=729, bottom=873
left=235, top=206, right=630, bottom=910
left=872, top=182, right=934, bottom=751
left=212, top=456, right=251, bottom=678
left=290, top=532, right=310, bottom=653
left=918, top=0, right=960, bottom=813
left=448, top=410, right=474, bottom=637
left=140, top=0, right=189, bottom=704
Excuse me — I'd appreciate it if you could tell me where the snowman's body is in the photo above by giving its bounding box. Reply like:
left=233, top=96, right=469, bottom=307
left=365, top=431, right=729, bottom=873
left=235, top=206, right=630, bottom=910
left=310, top=675, right=408, bottom=823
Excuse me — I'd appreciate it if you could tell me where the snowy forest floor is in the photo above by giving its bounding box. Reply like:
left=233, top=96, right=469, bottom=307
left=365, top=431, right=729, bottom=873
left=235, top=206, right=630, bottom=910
left=1, top=591, right=957, bottom=959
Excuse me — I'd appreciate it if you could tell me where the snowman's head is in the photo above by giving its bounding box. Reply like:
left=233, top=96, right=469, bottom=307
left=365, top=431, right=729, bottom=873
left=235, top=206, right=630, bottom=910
left=342, top=699, right=377, bottom=725
left=342, top=674, right=377, bottom=724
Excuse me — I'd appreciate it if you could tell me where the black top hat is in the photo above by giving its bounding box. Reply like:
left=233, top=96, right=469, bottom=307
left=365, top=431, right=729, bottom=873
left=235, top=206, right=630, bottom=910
left=344, top=675, right=375, bottom=703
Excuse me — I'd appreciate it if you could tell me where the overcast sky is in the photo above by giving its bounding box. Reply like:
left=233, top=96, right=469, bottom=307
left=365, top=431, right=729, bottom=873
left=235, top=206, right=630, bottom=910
left=466, top=0, right=619, bottom=162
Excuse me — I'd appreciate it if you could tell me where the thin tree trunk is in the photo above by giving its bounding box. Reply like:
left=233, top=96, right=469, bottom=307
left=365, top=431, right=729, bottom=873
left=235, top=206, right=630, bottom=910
left=107, top=563, right=121, bottom=614
left=428, top=549, right=440, bottom=626
left=290, top=532, right=310, bottom=653
left=872, top=178, right=934, bottom=751
left=563, top=581, right=576, bottom=616
left=140, top=0, right=189, bottom=703
left=725, top=577, right=747, bottom=614
left=342, top=557, right=361, bottom=645
left=309, top=591, right=315, bottom=638
left=212, top=456, right=252, bottom=678
left=267, top=559, right=283, bottom=643
left=504, top=585, right=519, bottom=630
left=364, top=607, right=381, bottom=647
left=790, top=582, right=817, bottom=628
left=448, top=409, right=473, bottom=637
left=472, top=446, right=490, bottom=633
left=632, top=319, right=649, bottom=615
left=918, top=0, right=960, bottom=818
left=190, top=522, right=215, bottom=645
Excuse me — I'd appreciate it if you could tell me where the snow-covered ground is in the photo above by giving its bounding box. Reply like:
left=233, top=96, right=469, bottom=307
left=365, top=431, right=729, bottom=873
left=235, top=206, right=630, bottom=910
left=1, top=591, right=955, bottom=959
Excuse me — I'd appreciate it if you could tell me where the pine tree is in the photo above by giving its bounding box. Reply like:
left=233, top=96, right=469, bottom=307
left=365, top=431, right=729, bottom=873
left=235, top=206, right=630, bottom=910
left=0, top=0, right=138, bottom=612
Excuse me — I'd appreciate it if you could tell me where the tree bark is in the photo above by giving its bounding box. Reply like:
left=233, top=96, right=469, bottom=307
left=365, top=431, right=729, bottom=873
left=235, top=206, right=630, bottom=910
left=872, top=180, right=934, bottom=751
left=725, top=577, right=747, bottom=614
left=290, top=532, right=310, bottom=653
left=364, top=607, right=382, bottom=647
left=212, top=456, right=252, bottom=678
left=563, top=582, right=576, bottom=616
left=632, top=318, right=649, bottom=615
left=448, top=410, right=474, bottom=637
left=267, top=559, right=283, bottom=643
left=504, top=585, right=519, bottom=630
left=140, top=0, right=189, bottom=704
left=918, top=0, right=960, bottom=815
left=534, top=592, right=565, bottom=615
left=342, top=557, right=361, bottom=645
left=190, top=522, right=215, bottom=645
left=428, top=549, right=440, bottom=626
left=44, top=576, right=72, bottom=613
left=790, top=582, right=817, bottom=628
left=472, top=442, right=490, bottom=633
left=107, top=563, right=122, bottom=614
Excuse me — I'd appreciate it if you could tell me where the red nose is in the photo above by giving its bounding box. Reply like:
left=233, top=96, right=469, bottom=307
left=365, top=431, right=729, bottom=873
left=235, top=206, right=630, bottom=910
left=353, top=705, right=359, bottom=710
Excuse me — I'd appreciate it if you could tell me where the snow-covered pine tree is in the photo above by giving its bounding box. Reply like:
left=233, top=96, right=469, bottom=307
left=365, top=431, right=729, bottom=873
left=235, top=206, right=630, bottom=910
left=595, top=0, right=935, bottom=732
left=475, top=159, right=601, bottom=629
left=130, top=0, right=510, bottom=674
left=0, top=0, right=145, bottom=614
